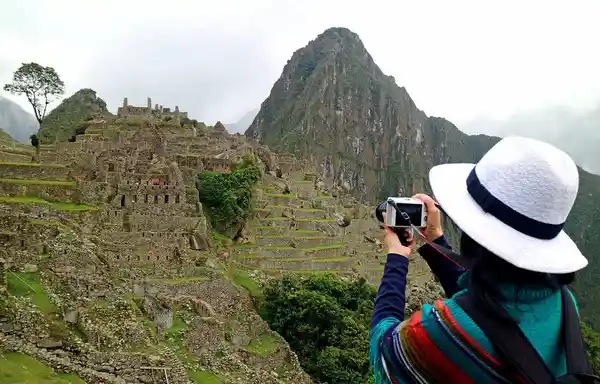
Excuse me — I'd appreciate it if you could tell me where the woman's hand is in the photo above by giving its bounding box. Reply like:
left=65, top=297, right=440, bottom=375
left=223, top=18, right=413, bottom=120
left=382, top=213, right=414, bottom=257
left=412, top=193, right=444, bottom=241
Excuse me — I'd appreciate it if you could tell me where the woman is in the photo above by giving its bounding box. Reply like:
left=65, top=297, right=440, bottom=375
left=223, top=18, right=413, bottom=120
left=369, top=136, right=592, bottom=383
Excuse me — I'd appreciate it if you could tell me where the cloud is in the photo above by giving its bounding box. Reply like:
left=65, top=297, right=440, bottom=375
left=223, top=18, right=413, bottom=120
left=1, top=0, right=600, bottom=125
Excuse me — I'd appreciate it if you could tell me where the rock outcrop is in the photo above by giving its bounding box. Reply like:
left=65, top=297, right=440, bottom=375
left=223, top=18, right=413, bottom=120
left=38, top=88, right=111, bottom=145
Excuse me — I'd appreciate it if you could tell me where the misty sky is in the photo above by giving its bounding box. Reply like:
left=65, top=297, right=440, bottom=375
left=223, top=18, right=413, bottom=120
left=1, top=0, right=599, bottom=128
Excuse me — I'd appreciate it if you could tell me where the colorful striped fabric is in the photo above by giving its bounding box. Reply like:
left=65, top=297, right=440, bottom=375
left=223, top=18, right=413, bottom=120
left=369, top=235, right=573, bottom=384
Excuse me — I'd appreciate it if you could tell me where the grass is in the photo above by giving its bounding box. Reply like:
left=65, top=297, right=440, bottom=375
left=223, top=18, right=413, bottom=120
left=265, top=205, right=325, bottom=212
left=0, top=178, right=75, bottom=186
left=246, top=333, right=279, bottom=356
left=233, top=243, right=343, bottom=251
left=259, top=217, right=336, bottom=223
left=0, top=352, right=87, bottom=383
left=230, top=269, right=262, bottom=298
left=237, top=254, right=264, bottom=260
left=261, top=268, right=345, bottom=275
left=256, top=235, right=331, bottom=240
left=159, top=276, right=208, bottom=285
left=0, top=149, right=32, bottom=156
left=6, top=272, right=55, bottom=314
left=0, top=196, right=98, bottom=212
left=5, top=272, right=70, bottom=341
left=163, top=312, right=225, bottom=384
left=189, top=371, right=222, bottom=384
left=0, top=161, right=65, bottom=168
left=306, top=243, right=344, bottom=251
left=312, top=256, right=350, bottom=263
left=269, top=256, right=349, bottom=263
left=264, top=193, right=298, bottom=198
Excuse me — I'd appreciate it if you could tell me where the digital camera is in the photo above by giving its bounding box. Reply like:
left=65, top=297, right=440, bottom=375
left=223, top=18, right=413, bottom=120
left=375, top=197, right=427, bottom=228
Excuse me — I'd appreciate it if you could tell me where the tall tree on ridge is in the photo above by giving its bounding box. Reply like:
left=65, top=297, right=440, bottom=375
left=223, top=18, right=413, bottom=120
left=3, top=62, right=65, bottom=125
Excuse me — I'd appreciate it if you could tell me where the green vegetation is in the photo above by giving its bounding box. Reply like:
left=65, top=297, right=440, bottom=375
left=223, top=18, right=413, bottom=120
left=260, top=274, right=376, bottom=383
left=230, top=269, right=263, bottom=299
left=6, top=271, right=71, bottom=343
left=0, top=161, right=65, bottom=167
left=163, top=310, right=225, bottom=383
left=188, top=371, right=222, bottom=384
left=246, top=333, right=279, bottom=356
left=197, top=161, right=261, bottom=235
left=0, top=352, right=86, bottom=383
left=6, top=272, right=55, bottom=314
left=582, top=322, right=600, bottom=374
left=38, top=88, right=110, bottom=144
left=0, top=196, right=98, bottom=211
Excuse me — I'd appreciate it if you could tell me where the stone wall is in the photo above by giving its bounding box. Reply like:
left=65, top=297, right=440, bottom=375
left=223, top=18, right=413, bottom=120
left=0, top=180, right=78, bottom=202
left=129, top=214, right=199, bottom=232
left=117, top=97, right=188, bottom=121
left=0, top=163, right=70, bottom=180
left=202, top=157, right=231, bottom=172
left=0, top=150, right=33, bottom=163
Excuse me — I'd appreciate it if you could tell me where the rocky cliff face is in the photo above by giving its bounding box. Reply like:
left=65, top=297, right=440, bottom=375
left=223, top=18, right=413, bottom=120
left=38, top=89, right=111, bottom=144
left=246, top=28, right=498, bottom=202
left=246, top=27, right=600, bottom=328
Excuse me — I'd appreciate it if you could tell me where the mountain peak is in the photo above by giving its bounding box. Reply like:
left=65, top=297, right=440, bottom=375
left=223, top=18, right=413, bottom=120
left=38, top=88, right=111, bottom=144
left=317, top=27, right=363, bottom=43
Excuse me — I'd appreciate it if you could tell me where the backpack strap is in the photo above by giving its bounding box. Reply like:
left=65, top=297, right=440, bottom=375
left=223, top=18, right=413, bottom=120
left=456, top=287, right=598, bottom=384
left=456, top=292, right=555, bottom=384
left=562, top=286, right=589, bottom=374
left=560, top=286, right=600, bottom=383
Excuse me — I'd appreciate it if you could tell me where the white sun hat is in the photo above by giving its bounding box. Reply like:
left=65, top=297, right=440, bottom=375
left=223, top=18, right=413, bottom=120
left=429, top=135, right=587, bottom=274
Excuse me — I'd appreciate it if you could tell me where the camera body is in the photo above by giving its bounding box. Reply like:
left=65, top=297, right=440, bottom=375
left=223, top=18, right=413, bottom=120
left=375, top=197, right=427, bottom=228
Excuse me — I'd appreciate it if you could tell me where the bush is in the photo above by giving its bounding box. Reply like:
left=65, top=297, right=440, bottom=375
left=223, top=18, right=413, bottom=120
left=582, top=321, right=600, bottom=374
left=196, top=162, right=261, bottom=235
left=260, top=274, right=376, bottom=383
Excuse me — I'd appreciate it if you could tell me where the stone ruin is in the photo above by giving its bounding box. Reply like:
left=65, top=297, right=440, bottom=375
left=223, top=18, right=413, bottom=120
left=0, top=100, right=442, bottom=383
left=117, top=97, right=188, bottom=123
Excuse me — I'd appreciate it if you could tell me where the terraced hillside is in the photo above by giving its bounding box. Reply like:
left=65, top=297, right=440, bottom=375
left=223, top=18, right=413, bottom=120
left=0, top=104, right=441, bottom=383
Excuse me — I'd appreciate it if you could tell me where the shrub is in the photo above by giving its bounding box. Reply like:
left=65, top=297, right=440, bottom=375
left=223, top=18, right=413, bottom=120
left=260, top=274, right=376, bottom=383
left=196, top=162, right=261, bottom=235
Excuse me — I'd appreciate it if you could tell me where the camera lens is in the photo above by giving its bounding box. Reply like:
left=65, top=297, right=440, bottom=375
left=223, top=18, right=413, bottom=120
left=375, top=201, right=387, bottom=222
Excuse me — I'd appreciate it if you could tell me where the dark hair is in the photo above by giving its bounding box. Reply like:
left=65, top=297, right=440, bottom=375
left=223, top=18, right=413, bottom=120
left=461, top=232, right=575, bottom=324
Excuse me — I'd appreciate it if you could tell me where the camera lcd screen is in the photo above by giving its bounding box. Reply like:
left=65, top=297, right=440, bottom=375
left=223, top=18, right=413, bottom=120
left=395, top=203, right=423, bottom=226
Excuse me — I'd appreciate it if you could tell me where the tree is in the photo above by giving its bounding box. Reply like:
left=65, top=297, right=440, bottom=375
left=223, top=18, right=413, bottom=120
left=29, top=134, right=40, bottom=162
left=3, top=63, right=65, bottom=125
left=29, top=134, right=39, bottom=149
left=260, top=274, right=377, bottom=383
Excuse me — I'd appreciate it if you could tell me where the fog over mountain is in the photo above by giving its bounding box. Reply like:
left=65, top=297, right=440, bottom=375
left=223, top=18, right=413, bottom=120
left=0, top=95, right=38, bottom=143
left=460, top=104, right=600, bottom=175
left=226, top=108, right=258, bottom=134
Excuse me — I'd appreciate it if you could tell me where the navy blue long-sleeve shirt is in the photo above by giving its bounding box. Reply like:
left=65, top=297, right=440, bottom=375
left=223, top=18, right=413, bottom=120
left=370, top=235, right=465, bottom=330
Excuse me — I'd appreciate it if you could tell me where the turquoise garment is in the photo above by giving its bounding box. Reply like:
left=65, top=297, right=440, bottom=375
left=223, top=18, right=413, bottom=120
left=372, top=272, right=577, bottom=383
left=446, top=273, right=574, bottom=379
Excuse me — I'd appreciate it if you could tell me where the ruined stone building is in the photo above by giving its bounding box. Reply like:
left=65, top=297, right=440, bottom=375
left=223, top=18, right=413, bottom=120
left=0, top=108, right=287, bottom=269
left=117, top=97, right=189, bottom=122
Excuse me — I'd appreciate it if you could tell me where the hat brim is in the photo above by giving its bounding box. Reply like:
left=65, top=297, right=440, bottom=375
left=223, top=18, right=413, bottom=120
left=429, top=163, right=588, bottom=274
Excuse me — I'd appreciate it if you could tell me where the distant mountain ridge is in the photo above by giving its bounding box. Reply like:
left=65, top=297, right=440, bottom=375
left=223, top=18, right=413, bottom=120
left=0, top=95, right=38, bottom=142
left=461, top=105, right=600, bottom=175
left=227, top=108, right=258, bottom=133
left=246, top=26, right=600, bottom=328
